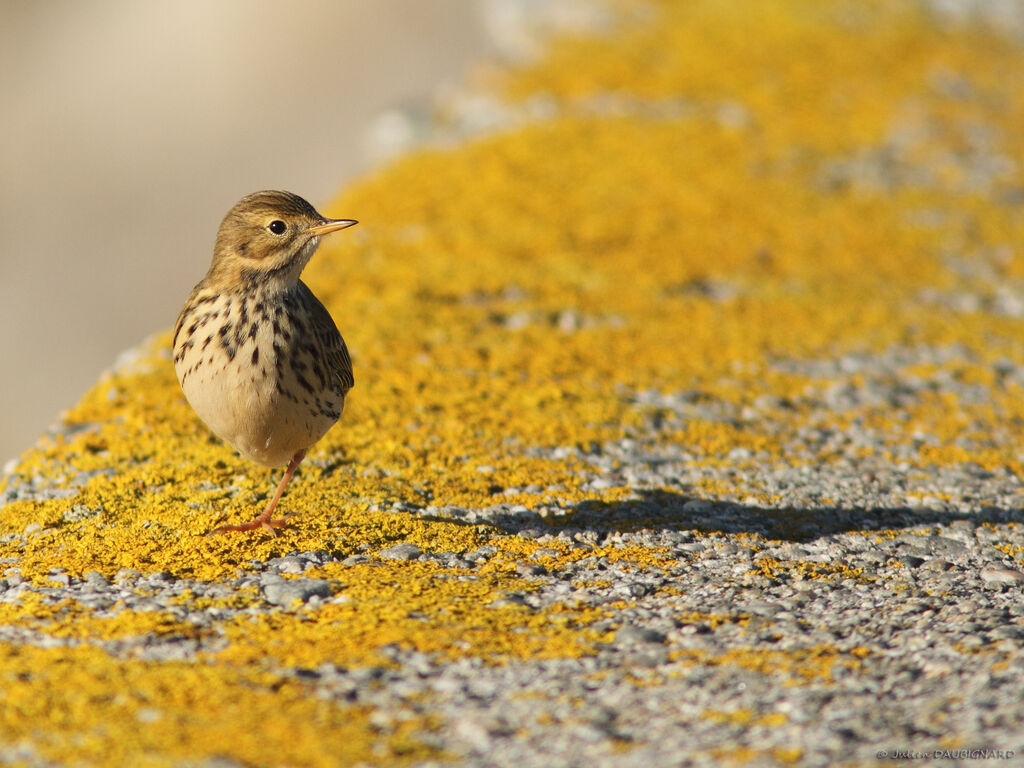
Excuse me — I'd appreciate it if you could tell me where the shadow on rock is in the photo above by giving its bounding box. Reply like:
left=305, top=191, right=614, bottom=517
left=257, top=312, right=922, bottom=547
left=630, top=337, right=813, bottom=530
left=471, top=489, right=1024, bottom=543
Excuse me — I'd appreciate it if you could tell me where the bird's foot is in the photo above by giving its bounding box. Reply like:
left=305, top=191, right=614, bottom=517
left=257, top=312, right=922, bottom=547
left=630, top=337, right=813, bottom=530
left=206, top=513, right=294, bottom=537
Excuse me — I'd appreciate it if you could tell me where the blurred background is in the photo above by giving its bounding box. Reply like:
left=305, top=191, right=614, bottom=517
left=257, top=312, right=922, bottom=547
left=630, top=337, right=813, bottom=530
left=0, top=0, right=501, bottom=464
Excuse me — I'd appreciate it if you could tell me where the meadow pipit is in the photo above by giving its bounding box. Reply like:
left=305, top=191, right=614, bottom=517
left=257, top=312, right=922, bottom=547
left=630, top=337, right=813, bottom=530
left=173, top=191, right=356, bottom=535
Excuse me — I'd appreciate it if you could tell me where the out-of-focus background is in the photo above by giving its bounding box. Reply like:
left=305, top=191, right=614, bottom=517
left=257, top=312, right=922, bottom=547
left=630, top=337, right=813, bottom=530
left=0, top=0, right=497, bottom=464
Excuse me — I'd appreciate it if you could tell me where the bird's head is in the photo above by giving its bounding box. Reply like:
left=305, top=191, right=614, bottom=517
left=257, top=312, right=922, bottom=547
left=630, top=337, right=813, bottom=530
left=207, top=190, right=356, bottom=291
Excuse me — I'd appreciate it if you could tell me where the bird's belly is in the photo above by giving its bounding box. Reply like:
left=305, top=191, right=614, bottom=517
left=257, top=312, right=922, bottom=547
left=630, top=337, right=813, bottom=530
left=175, top=333, right=342, bottom=467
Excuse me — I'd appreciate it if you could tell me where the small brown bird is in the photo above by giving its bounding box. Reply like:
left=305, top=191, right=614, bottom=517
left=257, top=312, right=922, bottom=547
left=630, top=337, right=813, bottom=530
left=173, top=191, right=356, bottom=535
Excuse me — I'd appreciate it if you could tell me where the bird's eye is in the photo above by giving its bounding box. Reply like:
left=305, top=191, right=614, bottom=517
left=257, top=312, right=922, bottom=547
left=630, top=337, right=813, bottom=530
left=268, top=220, right=287, bottom=235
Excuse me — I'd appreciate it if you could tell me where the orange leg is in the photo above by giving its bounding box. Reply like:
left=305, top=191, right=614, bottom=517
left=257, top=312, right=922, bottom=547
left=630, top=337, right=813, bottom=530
left=207, top=449, right=306, bottom=536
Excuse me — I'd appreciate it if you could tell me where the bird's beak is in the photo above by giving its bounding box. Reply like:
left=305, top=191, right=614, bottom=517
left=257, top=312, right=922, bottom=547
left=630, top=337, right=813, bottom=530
left=306, top=218, right=358, bottom=238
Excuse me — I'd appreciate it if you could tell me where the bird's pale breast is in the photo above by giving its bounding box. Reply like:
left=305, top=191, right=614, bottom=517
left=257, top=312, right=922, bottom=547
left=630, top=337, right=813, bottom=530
left=172, top=282, right=352, bottom=467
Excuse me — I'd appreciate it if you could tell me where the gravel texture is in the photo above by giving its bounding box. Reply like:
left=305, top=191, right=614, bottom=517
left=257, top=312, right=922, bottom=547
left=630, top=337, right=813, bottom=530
left=3, top=1, right=1024, bottom=766
left=3, top=456, right=1024, bottom=765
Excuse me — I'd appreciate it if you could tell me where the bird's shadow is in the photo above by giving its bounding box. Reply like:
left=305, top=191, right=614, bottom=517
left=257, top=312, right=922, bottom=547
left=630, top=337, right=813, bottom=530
left=440, top=488, right=1024, bottom=544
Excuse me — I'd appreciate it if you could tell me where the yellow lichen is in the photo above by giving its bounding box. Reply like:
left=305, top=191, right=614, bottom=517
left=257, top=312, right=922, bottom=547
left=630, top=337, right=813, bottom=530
left=673, top=645, right=870, bottom=685
left=0, top=0, right=1021, bottom=764
left=0, top=644, right=440, bottom=768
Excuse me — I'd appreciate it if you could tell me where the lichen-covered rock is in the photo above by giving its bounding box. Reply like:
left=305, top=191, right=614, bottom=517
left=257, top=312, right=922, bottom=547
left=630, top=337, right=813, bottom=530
left=2, top=1, right=1024, bottom=766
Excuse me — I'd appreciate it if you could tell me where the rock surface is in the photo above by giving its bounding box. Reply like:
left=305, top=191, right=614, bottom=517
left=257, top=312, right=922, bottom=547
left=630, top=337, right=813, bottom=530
left=3, top=1, right=1024, bottom=766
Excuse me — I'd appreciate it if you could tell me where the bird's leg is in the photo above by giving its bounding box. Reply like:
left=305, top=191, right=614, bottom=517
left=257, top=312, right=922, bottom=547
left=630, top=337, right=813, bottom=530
left=207, top=449, right=307, bottom=536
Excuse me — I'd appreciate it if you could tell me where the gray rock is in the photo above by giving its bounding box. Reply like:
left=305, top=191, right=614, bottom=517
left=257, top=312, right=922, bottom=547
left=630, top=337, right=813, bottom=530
left=262, top=577, right=333, bottom=606
left=516, top=562, right=547, bottom=577
left=270, top=555, right=310, bottom=574
left=979, top=566, right=1024, bottom=585
left=614, top=624, right=667, bottom=645
left=378, top=543, right=423, bottom=561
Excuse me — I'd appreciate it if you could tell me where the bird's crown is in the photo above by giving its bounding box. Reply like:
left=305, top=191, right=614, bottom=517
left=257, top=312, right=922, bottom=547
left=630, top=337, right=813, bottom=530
left=205, top=190, right=356, bottom=291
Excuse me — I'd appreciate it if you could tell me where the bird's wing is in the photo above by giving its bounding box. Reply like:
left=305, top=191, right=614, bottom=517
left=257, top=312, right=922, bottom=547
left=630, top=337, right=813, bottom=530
left=297, top=282, right=354, bottom=393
